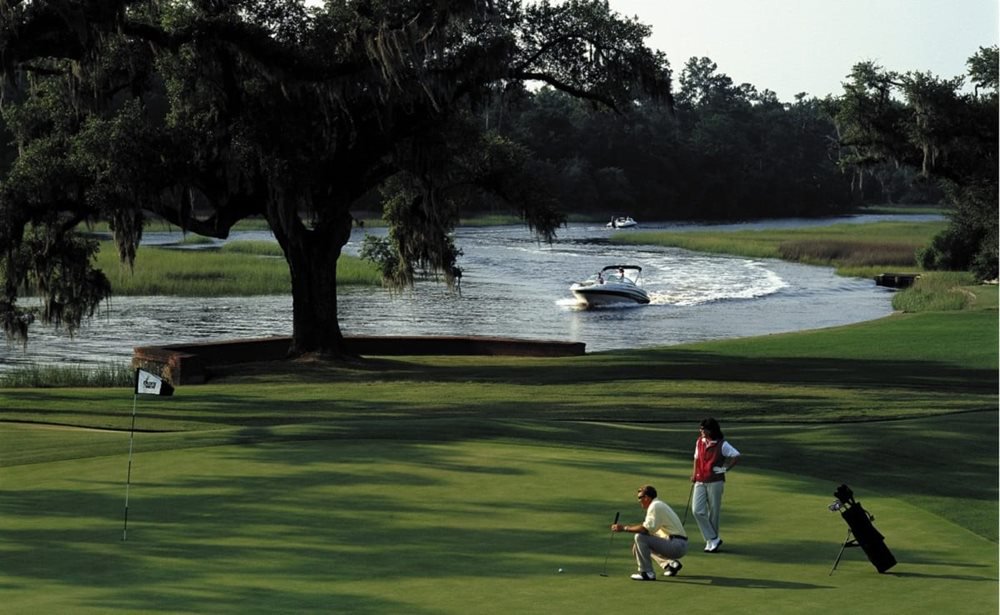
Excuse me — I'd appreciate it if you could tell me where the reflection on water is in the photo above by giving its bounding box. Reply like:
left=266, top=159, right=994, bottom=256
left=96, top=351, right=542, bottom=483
left=1, top=216, right=924, bottom=372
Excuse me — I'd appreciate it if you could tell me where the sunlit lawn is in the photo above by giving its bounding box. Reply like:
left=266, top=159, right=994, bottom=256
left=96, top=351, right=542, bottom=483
left=3, top=220, right=996, bottom=613
left=1, top=299, right=996, bottom=613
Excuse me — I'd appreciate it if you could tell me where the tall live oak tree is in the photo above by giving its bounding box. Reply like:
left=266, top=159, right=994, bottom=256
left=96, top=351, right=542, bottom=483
left=0, top=0, right=671, bottom=355
left=828, top=46, right=998, bottom=280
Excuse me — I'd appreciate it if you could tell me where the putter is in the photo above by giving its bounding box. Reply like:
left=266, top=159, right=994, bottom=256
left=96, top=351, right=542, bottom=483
left=600, top=511, right=620, bottom=577
left=682, top=482, right=694, bottom=525
left=681, top=483, right=694, bottom=525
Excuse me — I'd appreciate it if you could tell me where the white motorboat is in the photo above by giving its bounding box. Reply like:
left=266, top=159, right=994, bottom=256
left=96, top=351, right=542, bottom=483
left=606, top=216, right=638, bottom=228
left=570, top=265, right=650, bottom=307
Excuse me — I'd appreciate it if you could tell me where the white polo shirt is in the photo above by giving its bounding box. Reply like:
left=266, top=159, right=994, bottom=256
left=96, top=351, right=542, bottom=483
left=642, top=498, right=686, bottom=539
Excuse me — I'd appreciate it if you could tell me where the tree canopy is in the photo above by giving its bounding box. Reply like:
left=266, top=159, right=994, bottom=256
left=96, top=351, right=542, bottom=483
left=828, top=45, right=998, bottom=280
left=0, top=0, right=671, bottom=355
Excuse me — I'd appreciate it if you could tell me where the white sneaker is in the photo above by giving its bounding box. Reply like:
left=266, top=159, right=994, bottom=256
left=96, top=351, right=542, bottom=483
left=630, top=571, right=655, bottom=581
left=704, top=541, right=713, bottom=552
left=707, top=538, right=723, bottom=553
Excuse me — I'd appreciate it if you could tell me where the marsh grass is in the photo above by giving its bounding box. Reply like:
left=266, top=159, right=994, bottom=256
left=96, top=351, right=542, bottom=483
left=459, top=213, right=523, bottom=226
left=857, top=204, right=947, bottom=215
left=777, top=239, right=918, bottom=267
left=616, top=222, right=944, bottom=271
left=219, top=240, right=283, bottom=256
left=175, top=235, right=216, bottom=246
left=0, top=362, right=132, bottom=388
left=892, top=271, right=980, bottom=312
left=95, top=241, right=380, bottom=295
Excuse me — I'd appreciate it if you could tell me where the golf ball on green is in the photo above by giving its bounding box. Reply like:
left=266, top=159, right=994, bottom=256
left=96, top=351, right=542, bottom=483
left=558, top=568, right=564, bottom=573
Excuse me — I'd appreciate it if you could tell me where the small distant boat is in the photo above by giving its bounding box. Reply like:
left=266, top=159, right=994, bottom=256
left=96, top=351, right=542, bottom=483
left=607, top=216, right=638, bottom=229
left=570, top=265, right=650, bottom=307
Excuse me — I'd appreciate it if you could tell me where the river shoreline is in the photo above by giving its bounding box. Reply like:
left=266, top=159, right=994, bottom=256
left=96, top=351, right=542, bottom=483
left=1, top=215, right=941, bottom=374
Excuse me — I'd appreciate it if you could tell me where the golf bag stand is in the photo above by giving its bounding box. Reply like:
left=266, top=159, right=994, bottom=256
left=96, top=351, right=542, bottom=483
left=830, top=528, right=859, bottom=575
left=829, top=484, right=897, bottom=575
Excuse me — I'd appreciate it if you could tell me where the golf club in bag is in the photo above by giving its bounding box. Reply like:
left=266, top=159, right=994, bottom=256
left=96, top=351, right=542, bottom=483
left=600, top=511, right=620, bottom=577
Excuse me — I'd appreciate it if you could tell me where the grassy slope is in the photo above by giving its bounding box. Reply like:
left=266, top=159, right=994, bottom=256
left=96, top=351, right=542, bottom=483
left=1, top=418, right=996, bottom=614
left=2, top=222, right=996, bottom=613
left=1, top=305, right=996, bottom=613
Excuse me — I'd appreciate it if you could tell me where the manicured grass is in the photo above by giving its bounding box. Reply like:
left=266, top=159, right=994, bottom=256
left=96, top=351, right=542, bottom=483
left=94, top=241, right=381, bottom=295
left=0, top=415, right=995, bottom=613
left=1, top=297, right=996, bottom=613
left=4, top=218, right=996, bottom=613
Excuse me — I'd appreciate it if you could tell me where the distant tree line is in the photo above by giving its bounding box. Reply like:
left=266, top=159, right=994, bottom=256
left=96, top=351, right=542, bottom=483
left=486, top=57, right=852, bottom=221
left=466, top=53, right=978, bottom=222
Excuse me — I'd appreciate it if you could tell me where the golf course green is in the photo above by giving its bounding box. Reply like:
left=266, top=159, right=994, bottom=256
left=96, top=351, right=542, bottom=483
left=1, top=258, right=997, bottom=613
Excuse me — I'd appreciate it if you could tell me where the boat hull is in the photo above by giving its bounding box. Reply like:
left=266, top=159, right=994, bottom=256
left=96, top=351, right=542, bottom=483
left=571, top=285, right=650, bottom=306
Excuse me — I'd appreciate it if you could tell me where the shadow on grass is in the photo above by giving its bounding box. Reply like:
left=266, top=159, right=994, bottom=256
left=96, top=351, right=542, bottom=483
left=3, top=417, right=997, bottom=612
left=666, top=575, right=831, bottom=590
left=211, top=350, right=998, bottom=395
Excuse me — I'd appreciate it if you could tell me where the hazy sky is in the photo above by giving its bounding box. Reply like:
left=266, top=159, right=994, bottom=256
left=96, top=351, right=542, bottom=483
left=608, top=0, right=999, bottom=101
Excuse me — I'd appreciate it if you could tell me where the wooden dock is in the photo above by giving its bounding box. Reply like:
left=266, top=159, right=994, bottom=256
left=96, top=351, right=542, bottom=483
left=874, top=272, right=920, bottom=288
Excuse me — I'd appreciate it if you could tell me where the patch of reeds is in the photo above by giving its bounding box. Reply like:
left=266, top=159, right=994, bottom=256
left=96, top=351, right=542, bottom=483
left=891, top=272, right=979, bottom=312
left=0, top=362, right=132, bottom=388
left=95, top=241, right=380, bottom=295
left=175, top=235, right=217, bottom=246
left=777, top=240, right=919, bottom=267
left=618, top=221, right=944, bottom=271
left=458, top=214, right=523, bottom=226
left=219, top=240, right=283, bottom=256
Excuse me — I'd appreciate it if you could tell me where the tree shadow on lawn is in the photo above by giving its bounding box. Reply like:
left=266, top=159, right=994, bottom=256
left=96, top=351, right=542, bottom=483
left=5, top=427, right=995, bottom=612
left=219, top=350, right=998, bottom=395
left=665, top=575, right=831, bottom=590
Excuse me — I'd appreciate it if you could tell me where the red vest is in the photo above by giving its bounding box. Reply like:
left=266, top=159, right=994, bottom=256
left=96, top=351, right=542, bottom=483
left=694, top=437, right=726, bottom=483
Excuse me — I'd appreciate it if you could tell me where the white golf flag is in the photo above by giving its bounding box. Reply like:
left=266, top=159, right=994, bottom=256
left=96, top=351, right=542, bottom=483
left=134, top=369, right=174, bottom=396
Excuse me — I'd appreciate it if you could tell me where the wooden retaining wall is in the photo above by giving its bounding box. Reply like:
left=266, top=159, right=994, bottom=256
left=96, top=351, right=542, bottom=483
left=133, top=335, right=586, bottom=385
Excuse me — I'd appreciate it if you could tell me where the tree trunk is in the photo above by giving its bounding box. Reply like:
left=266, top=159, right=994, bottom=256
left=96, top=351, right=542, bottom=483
left=271, top=208, right=354, bottom=358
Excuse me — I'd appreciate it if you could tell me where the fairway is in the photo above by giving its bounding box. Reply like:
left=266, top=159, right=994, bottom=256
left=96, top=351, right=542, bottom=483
left=2, top=417, right=996, bottom=614
left=2, top=295, right=997, bottom=613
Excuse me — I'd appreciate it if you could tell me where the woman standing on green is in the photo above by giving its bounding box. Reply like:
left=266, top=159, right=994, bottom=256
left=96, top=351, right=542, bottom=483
left=691, top=417, right=741, bottom=552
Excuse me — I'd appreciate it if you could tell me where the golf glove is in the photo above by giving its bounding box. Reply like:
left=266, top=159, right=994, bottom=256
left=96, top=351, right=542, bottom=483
left=712, top=466, right=727, bottom=474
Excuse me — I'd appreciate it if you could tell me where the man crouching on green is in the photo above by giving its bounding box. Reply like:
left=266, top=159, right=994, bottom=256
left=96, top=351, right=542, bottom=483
left=611, top=485, right=689, bottom=581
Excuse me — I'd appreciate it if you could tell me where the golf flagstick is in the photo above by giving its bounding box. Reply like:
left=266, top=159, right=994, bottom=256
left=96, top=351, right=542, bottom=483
left=600, top=511, right=620, bottom=576
left=123, top=369, right=174, bottom=541
left=122, top=390, right=138, bottom=541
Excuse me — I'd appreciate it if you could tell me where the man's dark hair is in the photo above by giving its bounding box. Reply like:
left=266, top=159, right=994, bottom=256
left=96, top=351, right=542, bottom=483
left=638, top=485, right=658, bottom=499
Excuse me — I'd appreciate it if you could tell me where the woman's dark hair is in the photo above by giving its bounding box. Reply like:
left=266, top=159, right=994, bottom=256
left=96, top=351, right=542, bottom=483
left=700, top=417, right=724, bottom=440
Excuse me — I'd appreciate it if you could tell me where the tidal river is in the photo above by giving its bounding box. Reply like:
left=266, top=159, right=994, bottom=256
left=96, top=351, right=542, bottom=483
left=0, top=215, right=938, bottom=373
